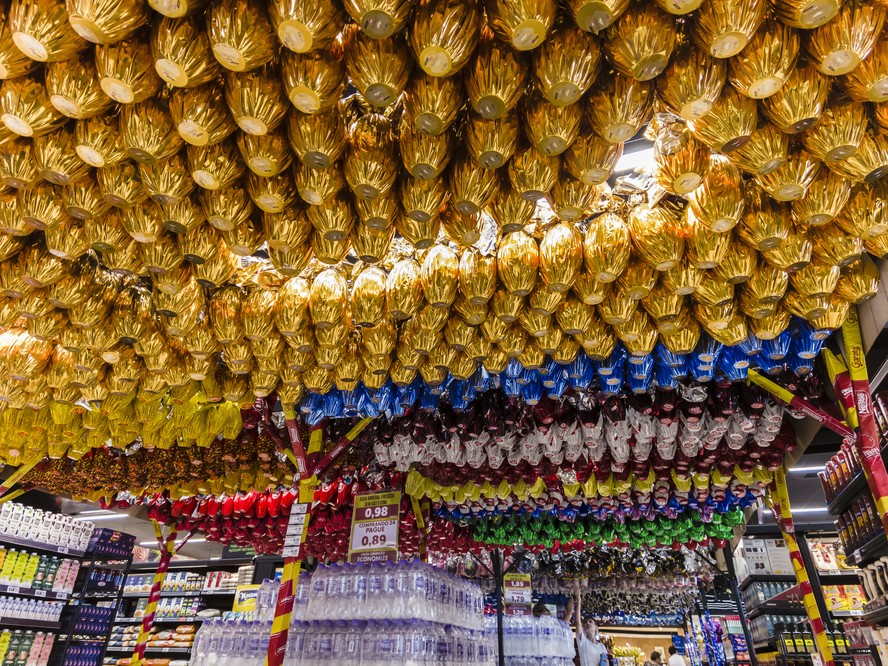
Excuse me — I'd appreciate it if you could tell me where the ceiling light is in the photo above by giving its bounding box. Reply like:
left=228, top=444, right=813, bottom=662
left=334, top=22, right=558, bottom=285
left=73, top=514, right=126, bottom=522
left=138, top=539, right=207, bottom=547
left=615, top=146, right=654, bottom=173
left=788, top=465, right=826, bottom=473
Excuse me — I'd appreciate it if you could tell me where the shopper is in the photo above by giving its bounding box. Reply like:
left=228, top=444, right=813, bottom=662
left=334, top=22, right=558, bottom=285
left=532, top=601, right=551, bottom=617
left=567, top=591, right=608, bottom=666
left=645, top=651, right=664, bottom=666
left=668, top=646, right=688, bottom=666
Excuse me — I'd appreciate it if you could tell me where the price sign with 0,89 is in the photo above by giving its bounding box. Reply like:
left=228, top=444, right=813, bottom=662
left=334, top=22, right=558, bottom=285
left=348, top=490, right=401, bottom=564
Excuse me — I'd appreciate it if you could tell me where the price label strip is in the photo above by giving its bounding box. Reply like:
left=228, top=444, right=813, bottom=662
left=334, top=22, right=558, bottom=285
left=503, top=573, right=533, bottom=615
left=348, top=490, right=401, bottom=564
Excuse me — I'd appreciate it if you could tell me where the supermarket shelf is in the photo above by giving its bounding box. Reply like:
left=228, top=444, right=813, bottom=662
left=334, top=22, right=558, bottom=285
left=0, top=616, right=61, bottom=630
left=129, top=558, right=254, bottom=571
left=740, top=573, right=861, bottom=593
left=0, top=582, right=69, bottom=600
left=843, top=532, right=888, bottom=568
left=753, top=641, right=778, bottom=654
left=114, top=616, right=206, bottom=624
left=740, top=575, right=797, bottom=592
left=828, top=473, right=870, bottom=516
left=105, top=646, right=192, bottom=654
left=831, top=609, right=866, bottom=618
left=121, top=589, right=236, bottom=598
left=863, top=603, right=888, bottom=624
left=748, top=604, right=807, bottom=619
left=0, top=534, right=85, bottom=557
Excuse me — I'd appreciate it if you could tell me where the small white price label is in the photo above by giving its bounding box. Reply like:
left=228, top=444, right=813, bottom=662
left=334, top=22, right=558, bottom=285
left=6, top=587, right=18, bottom=595
left=58, top=547, right=68, bottom=554
left=34, top=590, right=46, bottom=598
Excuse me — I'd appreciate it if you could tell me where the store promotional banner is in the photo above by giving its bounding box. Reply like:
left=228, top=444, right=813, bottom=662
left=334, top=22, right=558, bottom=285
left=348, top=490, right=401, bottom=564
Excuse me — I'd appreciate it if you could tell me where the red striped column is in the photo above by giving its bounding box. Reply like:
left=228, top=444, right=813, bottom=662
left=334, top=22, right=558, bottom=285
left=131, top=522, right=177, bottom=666
left=767, top=468, right=835, bottom=666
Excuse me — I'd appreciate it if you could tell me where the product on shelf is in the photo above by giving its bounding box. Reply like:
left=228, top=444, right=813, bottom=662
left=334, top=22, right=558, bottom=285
left=0, top=629, right=55, bottom=666
left=0, top=504, right=93, bottom=553
left=0, top=547, right=80, bottom=595
left=130, top=597, right=205, bottom=620
left=495, top=615, right=575, bottom=665
left=0, top=595, right=64, bottom=623
left=836, top=494, right=881, bottom=555
left=86, top=530, right=137, bottom=559
left=820, top=442, right=864, bottom=503
left=106, top=623, right=197, bottom=652
left=741, top=580, right=798, bottom=610
left=69, top=605, right=115, bottom=636
left=189, top=620, right=272, bottom=666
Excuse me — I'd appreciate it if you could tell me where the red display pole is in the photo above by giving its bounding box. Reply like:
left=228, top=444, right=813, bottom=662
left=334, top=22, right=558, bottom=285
left=766, top=468, right=835, bottom=666
left=841, top=307, right=888, bottom=535
left=131, top=522, right=177, bottom=666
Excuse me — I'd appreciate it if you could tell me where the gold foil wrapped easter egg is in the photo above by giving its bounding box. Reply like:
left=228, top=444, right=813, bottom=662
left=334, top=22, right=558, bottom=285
left=95, top=35, right=162, bottom=104
left=450, top=155, right=501, bottom=214
left=584, top=212, right=630, bottom=282
left=207, top=0, right=276, bottom=72
left=97, top=160, right=148, bottom=208
left=762, top=226, right=812, bottom=272
left=617, top=260, right=657, bottom=299
left=343, top=26, right=411, bottom=107
left=263, top=204, right=310, bottom=254
left=844, top=39, right=888, bottom=102
left=170, top=85, right=236, bottom=148
left=187, top=141, right=244, bottom=191
left=352, top=220, right=393, bottom=263
left=420, top=244, right=459, bottom=307
left=399, top=176, right=445, bottom=223
left=201, top=186, right=253, bottom=231
left=465, top=28, right=526, bottom=119
left=628, top=203, right=684, bottom=271
left=441, top=209, right=481, bottom=246
left=387, top=257, right=422, bottom=320
left=810, top=222, right=863, bottom=266
left=737, top=195, right=790, bottom=250
left=791, top=259, right=840, bottom=298
left=550, top=176, right=599, bottom=220
left=693, top=0, right=766, bottom=59
left=524, top=93, right=582, bottom=156
left=403, top=72, right=463, bottom=136
left=726, top=122, right=788, bottom=175
left=489, top=183, right=535, bottom=232
left=308, top=268, right=347, bottom=330
left=653, top=125, right=711, bottom=195
left=802, top=99, right=865, bottom=163
left=282, top=48, right=345, bottom=115
left=225, top=66, right=288, bottom=136
left=567, top=0, right=628, bottom=33
left=756, top=149, right=820, bottom=202
left=689, top=84, right=757, bottom=153
left=564, top=130, right=623, bottom=184
left=287, top=103, right=347, bottom=169
left=45, top=52, right=112, bottom=119
left=598, top=289, right=637, bottom=324
left=307, top=194, right=354, bottom=241
left=662, top=262, right=702, bottom=295
left=508, top=143, right=558, bottom=200
left=466, top=112, right=519, bottom=169
left=344, top=0, right=413, bottom=39
left=586, top=74, right=652, bottom=143
left=656, top=48, right=726, bottom=120
left=808, top=295, right=848, bottom=331
left=399, top=119, right=452, bottom=180
left=33, top=127, right=89, bottom=186
left=784, top=290, right=828, bottom=320
left=163, top=198, right=206, bottom=235
left=486, top=0, right=558, bottom=51
left=828, top=132, right=888, bottom=183
left=540, top=221, right=582, bottom=292
left=151, top=16, right=220, bottom=89
left=497, top=230, right=539, bottom=296
left=760, top=64, right=830, bottom=134
left=685, top=211, right=731, bottom=269
left=351, top=266, right=387, bottom=326
left=396, top=213, right=440, bottom=248
left=271, top=0, right=342, bottom=52
left=121, top=99, right=184, bottom=165
left=807, top=0, right=885, bottom=76
left=75, top=114, right=126, bottom=168
left=66, top=0, right=148, bottom=44
left=63, top=175, right=111, bottom=221
left=410, top=0, right=482, bottom=77
left=8, top=0, right=84, bottom=62
left=835, top=183, right=888, bottom=239
left=141, top=152, right=195, bottom=204
left=247, top=171, right=297, bottom=213
left=533, top=25, right=601, bottom=106
left=688, top=154, right=744, bottom=231
left=790, top=169, right=851, bottom=226
left=0, top=75, right=65, bottom=138
left=772, top=0, right=842, bottom=29
left=605, top=4, right=676, bottom=81
left=728, top=22, right=799, bottom=99
left=0, top=7, right=36, bottom=80
left=18, top=183, right=66, bottom=229
left=353, top=190, right=397, bottom=229
left=345, top=116, right=397, bottom=200
left=460, top=248, right=497, bottom=305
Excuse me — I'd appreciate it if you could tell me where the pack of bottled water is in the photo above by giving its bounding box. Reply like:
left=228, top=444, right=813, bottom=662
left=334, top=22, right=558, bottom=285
left=188, top=619, right=273, bottom=666
left=297, top=560, right=484, bottom=629
left=486, top=615, right=576, bottom=666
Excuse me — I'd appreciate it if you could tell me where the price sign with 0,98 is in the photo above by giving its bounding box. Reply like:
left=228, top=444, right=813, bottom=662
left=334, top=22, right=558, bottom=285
left=348, top=490, right=401, bottom=564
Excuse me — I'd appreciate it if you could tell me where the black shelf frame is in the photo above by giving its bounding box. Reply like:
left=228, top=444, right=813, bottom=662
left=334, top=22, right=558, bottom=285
left=114, top=616, right=206, bottom=624
left=0, top=617, right=62, bottom=630
left=121, top=589, right=236, bottom=598
left=105, top=646, right=192, bottom=654
left=843, top=532, right=888, bottom=568
left=0, top=581, right=69, bottom=601
left=0, top=533, right=85, bottom=557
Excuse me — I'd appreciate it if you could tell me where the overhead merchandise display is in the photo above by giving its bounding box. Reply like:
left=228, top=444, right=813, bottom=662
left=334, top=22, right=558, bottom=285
left=0, top=0, right=886, bottom=663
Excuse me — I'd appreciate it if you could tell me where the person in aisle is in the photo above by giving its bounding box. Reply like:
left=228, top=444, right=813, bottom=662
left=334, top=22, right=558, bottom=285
left=566, top=591, right=608, bottom=666
left=645, top=651, right=664, bottom=666
left=533, top=600, right=552, bottom=617
left=668, top=645, right=688, bottom=666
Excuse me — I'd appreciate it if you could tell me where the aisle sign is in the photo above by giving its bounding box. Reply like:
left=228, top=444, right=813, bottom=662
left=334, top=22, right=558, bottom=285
left=281, top=502, right=310, bottom=559
left=348, top=490, right=400, bottom=564
left=503, top=573, right=532, bottom=615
